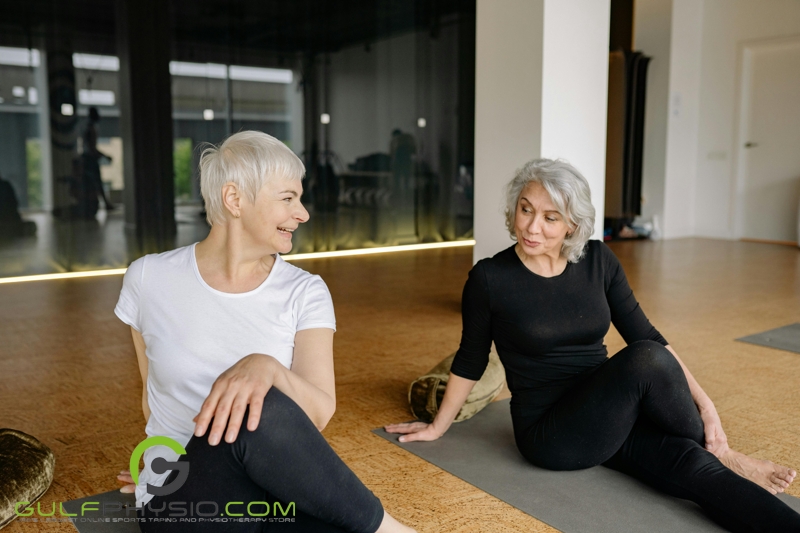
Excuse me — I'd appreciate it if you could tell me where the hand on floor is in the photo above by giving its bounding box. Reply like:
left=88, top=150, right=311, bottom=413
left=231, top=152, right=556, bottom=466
left=384, top=421, right=443, bottom=443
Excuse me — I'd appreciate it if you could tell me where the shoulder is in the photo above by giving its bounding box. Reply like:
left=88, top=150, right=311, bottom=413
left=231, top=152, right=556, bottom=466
left=275, top=256, right=332, bottom=296
left=578, top=240, right=617, bottom=265
left=465, top=245, right=518, bottom=291
left=472, top=245, right=517, bottom=274
left=122, top=245, right=193, bottom=287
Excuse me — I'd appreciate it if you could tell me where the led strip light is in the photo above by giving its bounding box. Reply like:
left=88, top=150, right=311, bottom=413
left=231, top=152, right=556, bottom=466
left=0, top=240, right=476, bottom=285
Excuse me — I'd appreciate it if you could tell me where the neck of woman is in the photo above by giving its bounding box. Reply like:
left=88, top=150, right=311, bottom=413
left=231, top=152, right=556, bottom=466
left=515, top=244, right=567, bottom=278
left=195, top=224, right=277, bottom=292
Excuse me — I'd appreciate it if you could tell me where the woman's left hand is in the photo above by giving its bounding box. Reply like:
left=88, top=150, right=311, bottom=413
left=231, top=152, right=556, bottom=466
left=699, top=404, right=729, bottom=458
left=193, top=353, right=277, bottom=446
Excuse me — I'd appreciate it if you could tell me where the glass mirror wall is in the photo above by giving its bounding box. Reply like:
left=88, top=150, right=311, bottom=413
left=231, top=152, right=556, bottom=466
left=0, top=0, right=475, bottom=277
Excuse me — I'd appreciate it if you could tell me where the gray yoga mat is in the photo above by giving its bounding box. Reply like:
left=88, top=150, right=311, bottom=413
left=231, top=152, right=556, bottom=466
left=736, top=323, right=800, bottom=354
left=61, top=491, right=140, bottom=532
left=374, top=399, right=800, bottom=533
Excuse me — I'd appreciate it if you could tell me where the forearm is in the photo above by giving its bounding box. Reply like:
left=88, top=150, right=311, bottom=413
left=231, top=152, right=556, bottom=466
left=430, top=373, right=477, bottom=436
left=269, top=357, right=336, bottom=431
left=665, top=345, right=714, bottom=412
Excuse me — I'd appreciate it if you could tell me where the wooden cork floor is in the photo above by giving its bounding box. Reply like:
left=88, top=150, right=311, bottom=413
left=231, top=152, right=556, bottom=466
left=1, top=238, right=799, bottom=532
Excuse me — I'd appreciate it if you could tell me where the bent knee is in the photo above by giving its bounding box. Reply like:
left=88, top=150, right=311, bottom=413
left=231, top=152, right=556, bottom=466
left=618, top=341, right=681, bottom=381
left=236, top=389, right=316, bottom=444
left=256, top=388, right=310, bottom=426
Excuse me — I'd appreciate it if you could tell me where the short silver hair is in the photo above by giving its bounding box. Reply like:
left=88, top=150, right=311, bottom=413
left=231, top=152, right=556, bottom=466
left=504, top=158, right=595, bottom=263
left=199, top=131, right=305, bottom=226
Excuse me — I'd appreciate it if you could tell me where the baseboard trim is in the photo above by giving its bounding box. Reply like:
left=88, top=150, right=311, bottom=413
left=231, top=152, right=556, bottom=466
left=740, top=238, right=799, bottom=247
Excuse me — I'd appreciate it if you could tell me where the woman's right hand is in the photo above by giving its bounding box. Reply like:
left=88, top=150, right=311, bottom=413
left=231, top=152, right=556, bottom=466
left=385, top=373, right=477, bottom=443
left=384, top=421, right=445, bottom=443
left=117, top=469, right=136, bottom=493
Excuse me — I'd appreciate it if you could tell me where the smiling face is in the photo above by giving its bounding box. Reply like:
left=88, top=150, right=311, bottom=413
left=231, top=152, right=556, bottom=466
left=239, top=175, right=309, bottom=255
left=514, top=181, right=573, bottom=259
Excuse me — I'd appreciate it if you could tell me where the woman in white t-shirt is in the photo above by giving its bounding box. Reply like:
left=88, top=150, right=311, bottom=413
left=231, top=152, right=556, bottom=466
left=115, top=131, right=414, bottom=533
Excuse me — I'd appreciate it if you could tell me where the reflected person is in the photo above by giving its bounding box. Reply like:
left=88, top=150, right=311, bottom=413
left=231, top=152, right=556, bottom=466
left=82, top=106, right=115, bottom=212
left=387, top=158, right=800, bottom=532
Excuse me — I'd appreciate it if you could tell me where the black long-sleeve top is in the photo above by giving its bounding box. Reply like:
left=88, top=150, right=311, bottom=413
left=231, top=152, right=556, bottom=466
left=450, top=240, right=668, bottom=423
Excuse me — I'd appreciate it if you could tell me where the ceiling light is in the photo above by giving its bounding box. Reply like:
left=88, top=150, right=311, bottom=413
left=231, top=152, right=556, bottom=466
left=72, top=53, right=119, bottom=72
left=320, top=113, right=330, bottom=125
left=0, top=47, right=40, bottom=67
left=12, top=86, right=25, bottom=98
left=78, top=89, right=115, bottom=105
left=228, top=65, right=292, bottom=84
left=417, top=118, right=427, bottom=128
left=79, top=89, right=115, bottom=106
left=61, top=103, right=74, bottom=116
left=203, top=109, right=214, bottom=121
left=170, top=61, right=227, bottom=79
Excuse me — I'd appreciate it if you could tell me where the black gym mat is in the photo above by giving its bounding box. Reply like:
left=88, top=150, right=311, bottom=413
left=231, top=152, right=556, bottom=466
left=60, top=491, right=140, bottom=532
left=374, top=399, right=800, bottom=533
left=736, top=323, right=800, bottom=354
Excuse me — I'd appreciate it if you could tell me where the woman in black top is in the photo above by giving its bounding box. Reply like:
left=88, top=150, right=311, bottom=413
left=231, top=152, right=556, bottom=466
left=386, top=159, right=800, bottom=532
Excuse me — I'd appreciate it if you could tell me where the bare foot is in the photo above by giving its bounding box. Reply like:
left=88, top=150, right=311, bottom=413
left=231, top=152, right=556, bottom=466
left=719, top=449, right=797, bottom=494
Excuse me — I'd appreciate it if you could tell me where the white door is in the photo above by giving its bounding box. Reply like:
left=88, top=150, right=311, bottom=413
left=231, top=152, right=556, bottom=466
left=736, top=39, right=800, bottom=242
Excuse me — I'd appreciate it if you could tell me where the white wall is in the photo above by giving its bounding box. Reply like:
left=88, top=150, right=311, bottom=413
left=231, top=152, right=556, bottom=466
left=473, top=0, right=544, bottom=262
left=693, top=0, right=800, bottom=239
left=473, top=0, right=610, bottom=262
left=638, top=0, right=800, bottom=239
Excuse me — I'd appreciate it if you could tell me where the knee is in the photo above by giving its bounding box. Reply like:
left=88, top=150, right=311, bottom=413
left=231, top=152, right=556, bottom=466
left=237, top=389, right=316, bottom=448
left=619, top=341, right=681, bottom=382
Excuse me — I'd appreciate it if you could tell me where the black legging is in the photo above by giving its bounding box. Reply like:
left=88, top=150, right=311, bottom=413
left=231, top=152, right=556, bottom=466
left=137, top=388, right=384, bottom=533
left=513, top=340, right=800, bottom=533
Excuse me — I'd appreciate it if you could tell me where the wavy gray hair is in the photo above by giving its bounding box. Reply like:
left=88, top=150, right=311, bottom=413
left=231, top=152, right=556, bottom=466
left=200, top=131, right=305, bottom=226
left=504, top=158, right=595, bottom=263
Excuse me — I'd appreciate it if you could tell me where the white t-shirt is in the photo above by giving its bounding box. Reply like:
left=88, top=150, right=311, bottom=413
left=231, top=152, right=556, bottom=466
left=114, top=243, right=336, bottom=508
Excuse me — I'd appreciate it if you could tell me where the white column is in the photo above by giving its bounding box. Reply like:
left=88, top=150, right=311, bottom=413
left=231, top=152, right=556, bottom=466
left=473, top=0, right=611, bottom=263
left=662, top=0, right=703, bottom=239
left=540, top=1, right=611, bottom=241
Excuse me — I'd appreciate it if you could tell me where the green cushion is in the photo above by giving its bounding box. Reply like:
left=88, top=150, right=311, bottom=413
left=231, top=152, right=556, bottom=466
left=409, top=349, right=506, bottom=423
left=0, top=429, right=55, bottom=530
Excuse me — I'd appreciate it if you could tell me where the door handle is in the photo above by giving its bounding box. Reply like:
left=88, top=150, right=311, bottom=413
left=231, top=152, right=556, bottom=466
left=744, top=142, right=759, bottom=148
